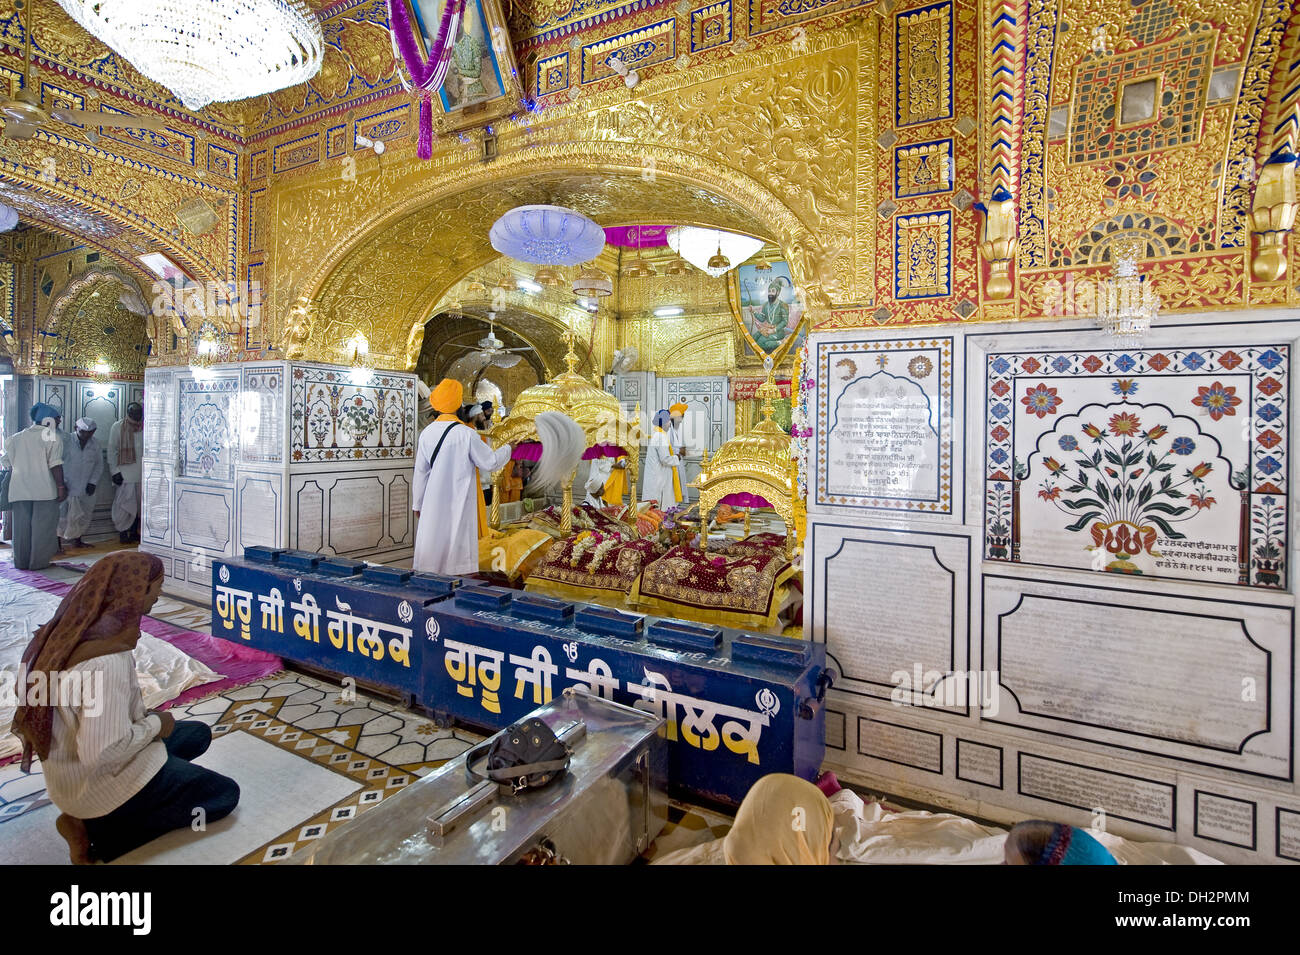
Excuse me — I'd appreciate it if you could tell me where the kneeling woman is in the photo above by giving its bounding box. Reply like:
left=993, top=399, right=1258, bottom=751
left=12, top=553, right=240, bottom=863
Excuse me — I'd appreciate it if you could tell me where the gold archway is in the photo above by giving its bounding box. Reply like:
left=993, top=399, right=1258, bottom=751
left=291, top=155, right=810, bottom=370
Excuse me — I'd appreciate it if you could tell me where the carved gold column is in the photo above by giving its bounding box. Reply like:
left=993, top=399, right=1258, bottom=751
left=628, top=401, right=641, bottom=514
left=1250, top=149, right=1299, bottom=282
left=561, top=466, right=577, bottom=535
left=976, top=186, right=1017, bottom=299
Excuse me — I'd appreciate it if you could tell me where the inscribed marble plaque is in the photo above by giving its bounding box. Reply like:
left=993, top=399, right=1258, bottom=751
left=816, top=338, right=953, bottom=513
left=858, top=718, right=943, bottom=773
left=983, top=344, right=1289, bottom=588
left=295, top=480, right=324, bottom=552
left=239, top=477, right=279, bottom=550
left=1019, top=753, right=1175, bottom=829
left=175, top=487, right=232, bottom=552
left=1194, top=791, right=1255, bottom=848
left=985, top=575, right=1291, bottom=778
left=1278, top=809, right=1300, bottom=862
left=817, top=527, right=965, bottom=706
left=327, top=476, right=384, bottom=553
left=956, top=739, right=1002, bottom=788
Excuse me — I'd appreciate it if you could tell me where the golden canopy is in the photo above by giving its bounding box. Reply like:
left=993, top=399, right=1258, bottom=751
left=693, top=372, right=800, bottom=555
left=489, top=333, right=640, bottom=529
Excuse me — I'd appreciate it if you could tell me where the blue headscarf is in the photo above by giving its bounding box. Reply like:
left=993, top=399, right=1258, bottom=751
left=653, top=409, right=671, bottom=431
left=1037, top=824, right=1116, bottom=865
left=30, top=402, right=60, bottom=425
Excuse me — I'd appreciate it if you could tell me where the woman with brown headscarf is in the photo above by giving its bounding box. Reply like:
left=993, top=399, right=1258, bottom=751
left=12, top=552, right=240, bottom=863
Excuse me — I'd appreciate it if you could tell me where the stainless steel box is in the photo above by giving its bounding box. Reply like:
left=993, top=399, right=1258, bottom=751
left=285, top=689, right=669, bottom=865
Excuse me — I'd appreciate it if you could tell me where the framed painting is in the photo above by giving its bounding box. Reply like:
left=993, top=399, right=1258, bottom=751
left=728, top=259, right=808, bottom=366
left=401, top=0, right=524, bottom=135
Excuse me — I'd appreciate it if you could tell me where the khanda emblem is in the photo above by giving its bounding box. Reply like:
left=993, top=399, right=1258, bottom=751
left=425, top=618, right=440, bottom=642
left=756, top=688, right=780, bottom=718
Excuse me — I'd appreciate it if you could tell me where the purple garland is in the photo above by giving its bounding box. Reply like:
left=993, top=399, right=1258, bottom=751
left=387, top=0, right=467, bottom=158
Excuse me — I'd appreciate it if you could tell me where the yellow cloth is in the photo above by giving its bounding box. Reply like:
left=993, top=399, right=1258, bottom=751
left=668, top=441, right=682, bottom=503
left=431, top=378, right=463, bottom=415
left=603, top=456, right=627, bottom=506
left=472, top=427, right=487, bottom=538
left=722, top=774, right=834, bottom=865
left=478, top=527, right=552, bottom=579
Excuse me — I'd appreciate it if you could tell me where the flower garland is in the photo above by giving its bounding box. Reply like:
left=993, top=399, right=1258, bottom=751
left=789, top=342, right=813, bottom=500
left=588, top=531, right=626, bottom=572
left=386, top=0, right=466, bottom=158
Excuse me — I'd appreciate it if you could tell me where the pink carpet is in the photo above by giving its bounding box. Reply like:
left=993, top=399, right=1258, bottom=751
left=0, top=561, right=283, bottom=713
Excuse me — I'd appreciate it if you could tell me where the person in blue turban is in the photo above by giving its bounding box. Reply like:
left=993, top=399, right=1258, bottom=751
left=0, top=403, right=69, bottom=569
left=643, top=409, right=683, bottom=508
left=1004, top=821, right=1118, bottom=865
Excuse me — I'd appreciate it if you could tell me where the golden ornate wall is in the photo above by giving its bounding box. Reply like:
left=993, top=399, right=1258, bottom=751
left=1, top=0, right=1298, bottom=374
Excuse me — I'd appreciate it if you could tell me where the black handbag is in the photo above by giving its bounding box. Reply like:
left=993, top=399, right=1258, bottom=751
left=465, top=717, right=571, bottom=793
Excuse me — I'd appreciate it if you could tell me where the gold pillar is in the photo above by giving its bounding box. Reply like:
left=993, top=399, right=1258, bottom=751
left=1250, top=150, right=1299, bottom=282
left=977, top=186, right=1017, bottom=299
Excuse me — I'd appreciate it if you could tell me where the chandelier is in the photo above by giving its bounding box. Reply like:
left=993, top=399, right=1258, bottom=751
left=666, top=227, right=763, bottom=278
left=55, top=1, right=324, bottom=111
left=1096, top=241, right=1161, bottom=341
left=489, top=205, right=606, bottom=267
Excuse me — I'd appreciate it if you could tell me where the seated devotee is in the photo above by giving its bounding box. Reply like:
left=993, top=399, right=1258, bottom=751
left=1, top=402, right=68, bottom=570
left=107, top=402, right=144, bottom=544
left=11, top=553, right=240, bottom=864
left=413, top=379, right=513, bottom=575
left=652, top=773, right=837, bottom=865
left=58, top=417, right=105, bottom=550
left=1004, top=820, right=1117, bottom=865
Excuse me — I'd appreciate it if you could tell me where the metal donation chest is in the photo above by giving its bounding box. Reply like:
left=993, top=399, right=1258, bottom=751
left=285, top=689, right=668, bottom=865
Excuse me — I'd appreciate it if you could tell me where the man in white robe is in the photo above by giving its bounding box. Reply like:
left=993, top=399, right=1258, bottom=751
left=413, top=380, right=512, bottom=575
left=584, top=455, right=614, bottom=508
left=107, top=402, right=144, bottom=544
left=58, top=417, right=106, bottom=548
left=642, top=408, right=684, bottom=507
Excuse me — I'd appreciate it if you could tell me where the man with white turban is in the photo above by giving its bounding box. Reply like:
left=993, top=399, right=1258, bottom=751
left=107, top=402, right=144, bottom=543
left=57, top=418, right=105, bottom=549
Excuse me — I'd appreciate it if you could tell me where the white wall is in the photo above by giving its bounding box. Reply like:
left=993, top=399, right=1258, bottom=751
left=140, top=361, right=418, bottom=600
left=807, top=311, right=1300, bottom=863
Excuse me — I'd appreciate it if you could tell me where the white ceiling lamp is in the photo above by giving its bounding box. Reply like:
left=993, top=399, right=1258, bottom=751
left=0, top=203, right=18, bottom=232
left=55, top=0, right=324, bottom=111
left=490, top=205, right=606, bottom=267
left=666, top=226, right=763, bottom=278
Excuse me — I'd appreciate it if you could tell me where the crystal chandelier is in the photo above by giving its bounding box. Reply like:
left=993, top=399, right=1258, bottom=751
left=666, top=226, right=763, bottom=278
left=1096, top=241, right=1161, bottom=341
left=55, top=0, right=324, bottom=111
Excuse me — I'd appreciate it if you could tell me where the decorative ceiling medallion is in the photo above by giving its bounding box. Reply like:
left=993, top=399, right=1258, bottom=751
left=175, top=198, right=219, bottom=235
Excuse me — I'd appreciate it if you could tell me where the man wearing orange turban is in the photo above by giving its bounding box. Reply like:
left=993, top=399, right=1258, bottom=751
left=412, top=379, right=513, bottom=574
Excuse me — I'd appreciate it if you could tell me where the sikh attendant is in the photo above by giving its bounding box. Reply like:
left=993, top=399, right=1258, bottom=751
left=643, top=407, right=685, bottom=507
left=413, top=379, right=512, bottom=574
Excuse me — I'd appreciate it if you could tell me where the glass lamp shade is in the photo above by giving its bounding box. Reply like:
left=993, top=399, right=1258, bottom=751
left=534, top=265, right=565, bottom=287
left=622, top=256, right=656, bottom=278
left=489, top=205, right=607, bottom=266
left=0, top=203, right=18, bottom=232
left=666, top=227, right=763, bottom=277
left=55, top=0, right=324, bottom=111
left=572, top=265, right=613, bottom=297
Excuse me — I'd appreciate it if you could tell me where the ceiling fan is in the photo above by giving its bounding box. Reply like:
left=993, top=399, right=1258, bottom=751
left=444, top=313, right=535, bottom=386
left=0, top=0, right=166, bottom=142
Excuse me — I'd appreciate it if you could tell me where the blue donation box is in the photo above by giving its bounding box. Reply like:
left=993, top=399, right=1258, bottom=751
left=213, top=551, right=829, bottom=805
